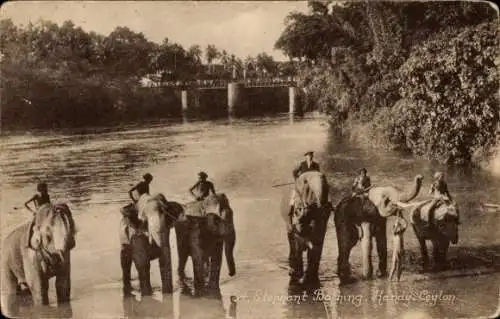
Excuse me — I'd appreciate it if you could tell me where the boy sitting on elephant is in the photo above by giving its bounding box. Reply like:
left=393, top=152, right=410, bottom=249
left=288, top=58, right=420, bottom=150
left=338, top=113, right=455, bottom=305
left=352, top=168, right=371, bottom=196
left=429, top=172, right=454, bottom=210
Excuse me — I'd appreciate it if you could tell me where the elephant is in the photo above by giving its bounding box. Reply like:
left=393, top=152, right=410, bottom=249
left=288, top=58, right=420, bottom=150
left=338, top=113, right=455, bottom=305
left=403, top=199, right=459, bottom=271
left=1, top=203, right=76, bottom=317
left=174, top=193, right=236, bottom=296
left=120, top=193, right=184, bottom=297
left=333, top=174, right=423, bottom=284
left=282, top=171, right=332, bottom=285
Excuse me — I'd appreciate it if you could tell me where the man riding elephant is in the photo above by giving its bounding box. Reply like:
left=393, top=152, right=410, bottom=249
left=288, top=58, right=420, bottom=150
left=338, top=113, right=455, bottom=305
left=189, top=172, right=216, bottom=201
left=288, top=151, right=321, bottom=231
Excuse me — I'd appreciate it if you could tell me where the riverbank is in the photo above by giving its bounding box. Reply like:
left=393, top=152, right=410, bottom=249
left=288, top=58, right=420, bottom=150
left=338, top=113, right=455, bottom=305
left=292, top=4, right=498, bottom=166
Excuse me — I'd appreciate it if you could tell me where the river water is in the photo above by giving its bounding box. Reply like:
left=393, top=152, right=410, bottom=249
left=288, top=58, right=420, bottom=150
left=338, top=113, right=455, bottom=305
left=1, top=114, right=499, bottom=318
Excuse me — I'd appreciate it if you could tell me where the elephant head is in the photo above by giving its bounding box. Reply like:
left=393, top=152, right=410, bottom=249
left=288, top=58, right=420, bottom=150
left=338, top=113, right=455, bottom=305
left=27, top=203, right=76, bottom=272
left=199, top=193, right=236, bottom=278
left=368, top=174, right=424, bottom=217
left=138, top=193, right=183, bottom=246
left=203, top=194, right=234, bottom=237
left=430, top=201, right=459, bottom=244
left=291, top=171, right=330, bottom=236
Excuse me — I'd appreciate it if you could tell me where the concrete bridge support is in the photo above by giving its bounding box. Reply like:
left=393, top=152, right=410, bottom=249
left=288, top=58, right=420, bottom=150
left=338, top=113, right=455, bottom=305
left=227, top=82, right=246, bottom=116
left=181, top=90, right=189, bottom=113
left=288, top=86, right=303, bottom=116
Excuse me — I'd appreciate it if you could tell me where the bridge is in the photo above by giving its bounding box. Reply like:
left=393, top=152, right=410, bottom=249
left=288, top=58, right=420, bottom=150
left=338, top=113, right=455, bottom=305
left=150, top=77, right=298, bottom=90
left=142, top=77, right=302, bottom=117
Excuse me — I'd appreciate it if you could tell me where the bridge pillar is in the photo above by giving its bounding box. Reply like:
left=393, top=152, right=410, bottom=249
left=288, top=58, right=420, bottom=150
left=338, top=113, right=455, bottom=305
left=227, top=82, right=245, bottom=115
left=181, top=90, right=189, bottom=113
left=289, top=86, right=297, bottom=114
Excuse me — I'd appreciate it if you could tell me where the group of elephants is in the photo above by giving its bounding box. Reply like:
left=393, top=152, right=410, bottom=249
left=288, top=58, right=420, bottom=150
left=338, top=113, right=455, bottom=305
left=0, top=171, right=460, bottom=317
left=283, top=171, right=459, bottom=286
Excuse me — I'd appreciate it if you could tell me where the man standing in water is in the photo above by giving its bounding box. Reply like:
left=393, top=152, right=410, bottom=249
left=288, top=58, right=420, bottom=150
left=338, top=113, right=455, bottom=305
left=189, top=171, right=216, bottom=201
left=288, top=151, right=321, bottom=229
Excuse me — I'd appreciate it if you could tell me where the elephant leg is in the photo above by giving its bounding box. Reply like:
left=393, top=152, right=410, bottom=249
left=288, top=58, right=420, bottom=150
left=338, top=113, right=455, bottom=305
left=374, top=221, right=388, bottom=278
left=176, top=225, right=189, bottom=281
left=207, top=240, right=224, bottom=291
left=190, top=220, right=205, bottom=296
left=120, top=244, right=133, bottom=296
left=55, top=253, right=71, bottom=303
left=131, top=235, right=153, bottom=296
left=29, top=274, right=49, bottom=306
left=335, top=221, right=357, bottom=284
left=224, top=231, right=236, bottom=277
left=432, top=239, right=449, bottom=271
left=1, top=269, right=19, bottom=318
left=288, top=232, right=303, bottom=282
left=305, top=218, right=327, bottom=283
left=159, top=228, right=173, bottom=294
left=360, top=222, right=373, bottom=280
left=413, top=225, right=429, bottom=271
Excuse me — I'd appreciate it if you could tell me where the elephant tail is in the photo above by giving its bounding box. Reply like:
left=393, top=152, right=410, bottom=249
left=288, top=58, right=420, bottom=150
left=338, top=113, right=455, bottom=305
left=224, top=231, right=236, bottom=277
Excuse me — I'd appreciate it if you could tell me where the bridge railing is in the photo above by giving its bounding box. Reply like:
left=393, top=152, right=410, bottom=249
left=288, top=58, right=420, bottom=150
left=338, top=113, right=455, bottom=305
left=154, top=77, right=297, bottom=89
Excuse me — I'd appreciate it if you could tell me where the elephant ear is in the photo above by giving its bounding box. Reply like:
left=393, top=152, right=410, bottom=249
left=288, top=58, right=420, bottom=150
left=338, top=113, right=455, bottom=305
left=27, top=221, right=41, bottom=250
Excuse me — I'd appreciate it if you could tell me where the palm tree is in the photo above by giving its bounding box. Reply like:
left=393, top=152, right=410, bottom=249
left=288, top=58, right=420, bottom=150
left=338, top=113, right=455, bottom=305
left=205, top=44, right=219, bottom=74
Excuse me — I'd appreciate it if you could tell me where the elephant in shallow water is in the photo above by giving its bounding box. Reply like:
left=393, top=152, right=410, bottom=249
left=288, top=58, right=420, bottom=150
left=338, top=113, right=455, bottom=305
left=1, top=203, right=76, bottom=317
left=175, top=194, right=236, bottom=296
left=282, top=171, right=332, bottom=285
left=334, top=174, right=423, bottom=284
left=120, top=193, right=183, bottom=296
left=403, top=199, right=459, bottom=271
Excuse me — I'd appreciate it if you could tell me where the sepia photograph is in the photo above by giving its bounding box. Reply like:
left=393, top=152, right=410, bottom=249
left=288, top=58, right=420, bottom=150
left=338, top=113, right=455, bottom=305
left=0, top=1, right=499, bottom=318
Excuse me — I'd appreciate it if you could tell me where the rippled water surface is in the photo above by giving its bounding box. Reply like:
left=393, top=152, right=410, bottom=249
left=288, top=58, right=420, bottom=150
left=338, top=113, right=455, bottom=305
left=1, top=114, right=499, bottom=318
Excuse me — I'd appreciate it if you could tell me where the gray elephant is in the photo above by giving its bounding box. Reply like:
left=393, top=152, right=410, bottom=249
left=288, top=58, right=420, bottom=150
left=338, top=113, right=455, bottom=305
left=334, top=174, right=423, bottom=283
left=120, top=193, right=183, bottom=296
left=1, top=203, right=76, bottom=317
left=401, top=199, right=459, bottom=271
left=175, top=193, right=236, bottom=296
left=282, top=171, right=332, bottom=285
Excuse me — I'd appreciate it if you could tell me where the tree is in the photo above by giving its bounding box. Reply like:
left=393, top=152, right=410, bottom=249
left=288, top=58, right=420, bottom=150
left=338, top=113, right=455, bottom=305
left=102, top=26, right=155, bottom=79
left=255, top=52, right=277, bottom=77
left=205, top=44, right=220, bottom=74
left=187, top=44, right=202, bottom=64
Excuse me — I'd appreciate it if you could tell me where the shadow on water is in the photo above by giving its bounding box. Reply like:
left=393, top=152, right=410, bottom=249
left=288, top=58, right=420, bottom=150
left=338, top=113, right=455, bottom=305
left=283, top=283, right=329, bottom=319
left=120, top=291, right=237, bottom=319
left=10, top=301, right=73, bottom=319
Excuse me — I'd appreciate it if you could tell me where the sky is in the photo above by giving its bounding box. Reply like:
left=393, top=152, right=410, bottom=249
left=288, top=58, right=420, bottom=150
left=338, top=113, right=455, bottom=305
left=0, top=1, right=309, bottom=61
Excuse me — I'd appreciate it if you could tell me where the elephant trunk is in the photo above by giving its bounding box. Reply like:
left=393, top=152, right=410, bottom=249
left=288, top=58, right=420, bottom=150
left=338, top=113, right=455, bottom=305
left=57, top=250, right=66, bottom=264
left=443, top=221, right=458, bottom=244
left=397, top=175, right=424, bottom=203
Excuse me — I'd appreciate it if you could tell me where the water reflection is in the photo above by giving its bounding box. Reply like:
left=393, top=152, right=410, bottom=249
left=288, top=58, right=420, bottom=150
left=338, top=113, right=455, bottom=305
left=283, top=284, right=327, bottom=319
left=122, top=295, right=174, bottom=319
left=177, top=293, right=234, bottom=319
left=16, top=302, right=73, bottom=319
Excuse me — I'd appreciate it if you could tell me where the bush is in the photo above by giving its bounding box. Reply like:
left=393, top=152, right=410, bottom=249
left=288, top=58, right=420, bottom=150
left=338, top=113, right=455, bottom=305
left=395, top=22, right=499, bottom=164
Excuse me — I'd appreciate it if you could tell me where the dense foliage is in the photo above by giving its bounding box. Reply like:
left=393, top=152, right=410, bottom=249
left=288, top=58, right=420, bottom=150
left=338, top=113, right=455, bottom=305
left=276, top=1, right=499, bottom=165
left=0, top=19, right=292, bottom=129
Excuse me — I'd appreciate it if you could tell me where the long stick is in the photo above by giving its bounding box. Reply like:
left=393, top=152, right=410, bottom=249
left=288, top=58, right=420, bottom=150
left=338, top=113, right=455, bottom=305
left=271, top=182, right=294, bottom=188
left=483, top=203, right=500, bottom=208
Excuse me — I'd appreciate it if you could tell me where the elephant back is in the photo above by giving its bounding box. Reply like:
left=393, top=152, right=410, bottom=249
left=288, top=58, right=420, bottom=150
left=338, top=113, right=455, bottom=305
left=413, top=200, right=459, bottom=224
left=183, top=193, right=231, bottom=220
